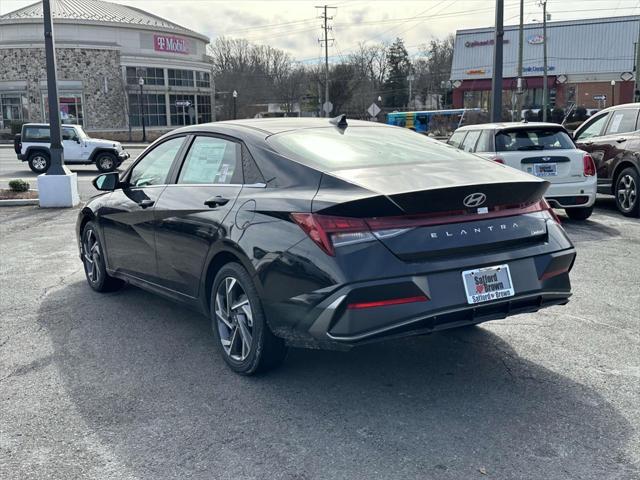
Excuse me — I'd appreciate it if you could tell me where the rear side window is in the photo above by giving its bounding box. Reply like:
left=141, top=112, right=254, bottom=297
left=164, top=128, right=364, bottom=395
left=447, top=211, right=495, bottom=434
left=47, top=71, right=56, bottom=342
left=178, top=136, right=241, bottom=185
left=575, top=113, right=609, bottom=141
left=460, top=130, right=481, bottom=152
left=495, top=128, right=573, bottom=151
left=447, top=131, right=466, bottom=148
left=475, top=129, right=494, bottom=152
left=23, top=126, right=50, bottom=142
left=604, top=109, right=639, bottom=135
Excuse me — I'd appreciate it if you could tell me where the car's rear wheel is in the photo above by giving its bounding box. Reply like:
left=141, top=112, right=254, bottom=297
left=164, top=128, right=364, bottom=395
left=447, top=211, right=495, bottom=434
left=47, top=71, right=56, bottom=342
left=565, top=206, right=593, bottom=220
left=82, top=221, right=124, bottom=292
left=96, top=152, right=118, bottom=173
left=28, top=151, right=50, bottom=173
left=211, top=263, right=287, bottom=375
left=615, top=167, right=639, bottom=217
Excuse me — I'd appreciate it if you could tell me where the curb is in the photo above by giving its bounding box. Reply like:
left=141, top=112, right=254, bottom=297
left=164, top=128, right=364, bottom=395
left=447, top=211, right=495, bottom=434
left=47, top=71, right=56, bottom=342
left=0, top=198, right=39, bottom=206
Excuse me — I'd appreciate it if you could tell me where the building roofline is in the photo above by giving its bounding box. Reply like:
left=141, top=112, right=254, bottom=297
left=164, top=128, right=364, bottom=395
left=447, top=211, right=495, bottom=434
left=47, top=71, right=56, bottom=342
left=455, top=14, right=639, bottom=36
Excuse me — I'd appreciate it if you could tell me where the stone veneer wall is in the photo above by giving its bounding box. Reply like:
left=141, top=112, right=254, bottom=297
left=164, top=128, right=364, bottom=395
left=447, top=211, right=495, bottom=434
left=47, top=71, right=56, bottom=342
left=0, top=47, right=127, bottom=129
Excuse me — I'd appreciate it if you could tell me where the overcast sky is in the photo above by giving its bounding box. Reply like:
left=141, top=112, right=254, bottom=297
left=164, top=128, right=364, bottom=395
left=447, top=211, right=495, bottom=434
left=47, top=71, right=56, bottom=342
left=1, top=0, right=638, bottom=62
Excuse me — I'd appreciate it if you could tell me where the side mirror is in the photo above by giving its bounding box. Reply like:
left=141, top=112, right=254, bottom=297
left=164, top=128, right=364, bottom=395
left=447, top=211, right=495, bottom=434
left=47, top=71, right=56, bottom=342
left=75, top=137, right=81, bottom=144
left=92, top=172, right=120, bottom=191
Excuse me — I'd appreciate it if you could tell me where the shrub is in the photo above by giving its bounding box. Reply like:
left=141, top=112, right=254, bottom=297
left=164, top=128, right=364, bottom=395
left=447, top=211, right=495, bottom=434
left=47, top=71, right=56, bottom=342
left=8, top=179, right=30, bottom=192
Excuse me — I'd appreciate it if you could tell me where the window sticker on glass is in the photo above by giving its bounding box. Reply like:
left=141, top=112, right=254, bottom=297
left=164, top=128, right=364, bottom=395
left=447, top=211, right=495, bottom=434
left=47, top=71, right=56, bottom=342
left=179, top=137, right=236, bottom=184
left=608, top=113, right=624, bottom=134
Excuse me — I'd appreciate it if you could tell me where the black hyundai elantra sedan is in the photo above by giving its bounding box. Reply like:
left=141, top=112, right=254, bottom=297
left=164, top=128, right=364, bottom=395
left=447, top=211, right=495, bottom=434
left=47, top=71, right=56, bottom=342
left=77, top=117, right=576, bottom=374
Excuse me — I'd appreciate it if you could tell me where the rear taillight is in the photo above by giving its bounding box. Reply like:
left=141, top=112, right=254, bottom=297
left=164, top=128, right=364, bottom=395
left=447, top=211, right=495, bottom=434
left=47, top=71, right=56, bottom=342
left=290, top=213, right=373, bottom=256
left=583, top=153, right=596, bottom=176
left=491, top=156, right=505, bottom=164
left=347, top=295, right=429, bottom=310
left=293, top=200, right=560, bottom=255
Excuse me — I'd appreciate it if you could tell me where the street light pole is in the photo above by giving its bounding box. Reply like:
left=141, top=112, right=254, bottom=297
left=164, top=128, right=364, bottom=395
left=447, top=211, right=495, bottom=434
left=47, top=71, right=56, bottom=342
left=232, top=90, right=238, bottom=119
left=490, top=0, right=505, bottom=122
left=42, top=0, right=65, bottom=175
left=138, top=77, right=146, bottom=142
left=540, top=0, right=549, bottom=122
left=611, top=80, right=616, bottom=106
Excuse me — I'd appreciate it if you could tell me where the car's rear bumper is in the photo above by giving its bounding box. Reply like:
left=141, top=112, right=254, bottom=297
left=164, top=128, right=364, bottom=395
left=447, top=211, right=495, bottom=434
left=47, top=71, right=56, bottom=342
left=545, top=177, right=597, bottom=208
left=266, top=247, right=576, bottom=348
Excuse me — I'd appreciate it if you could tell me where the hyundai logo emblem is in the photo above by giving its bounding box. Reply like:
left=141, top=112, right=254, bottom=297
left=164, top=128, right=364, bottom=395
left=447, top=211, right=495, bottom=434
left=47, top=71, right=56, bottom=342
left=542, top=156, right=551, bottom=162
left=463, top=192, right=487, bottom=208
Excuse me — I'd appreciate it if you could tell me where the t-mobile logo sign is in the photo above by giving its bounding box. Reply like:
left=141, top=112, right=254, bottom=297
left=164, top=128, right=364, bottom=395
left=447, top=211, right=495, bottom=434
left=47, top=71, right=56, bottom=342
left=154, top=34, right=189, bottom=54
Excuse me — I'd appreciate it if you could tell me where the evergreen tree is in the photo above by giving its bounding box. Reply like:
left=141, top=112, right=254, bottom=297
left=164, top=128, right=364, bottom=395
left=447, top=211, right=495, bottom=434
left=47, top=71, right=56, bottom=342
left=382, top=38, right=411, bottom=109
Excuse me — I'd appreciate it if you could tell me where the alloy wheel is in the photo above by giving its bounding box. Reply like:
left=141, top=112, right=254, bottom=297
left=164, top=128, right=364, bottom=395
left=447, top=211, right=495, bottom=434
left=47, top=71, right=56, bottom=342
left=32, top=155, right=47, bottom=171
left=99, top=156, right=114, bottom=171
left=215, top=277, right=254, bottom=361
left=617, top=174, right=637, bottom=212
left=83, top=229, right=102, bottom=284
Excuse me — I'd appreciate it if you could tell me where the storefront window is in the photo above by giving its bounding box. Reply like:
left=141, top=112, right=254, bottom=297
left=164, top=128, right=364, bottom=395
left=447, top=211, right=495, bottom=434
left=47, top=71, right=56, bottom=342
left=0, top=94, right=28, bottom=129
left=197, top=95, right=211, bottom=123
left=42, top=93, right=84, bottom=125
left=170, top=94, right=196, bottom=125
left=126, top=67, right=165, bottom=86
left=128, top=93, right=167, bottom=127
left=195, top=71, right=210, bottom=88
left=168, top=69, right=194, bottom=87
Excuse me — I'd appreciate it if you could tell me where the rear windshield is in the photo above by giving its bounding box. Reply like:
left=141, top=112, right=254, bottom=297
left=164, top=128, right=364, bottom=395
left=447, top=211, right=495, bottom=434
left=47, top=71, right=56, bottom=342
left=495, top=128, right=573, bottom=151
left=23, top=126, right=50, bottom=142
left=268, top=126, right=476, bottom=170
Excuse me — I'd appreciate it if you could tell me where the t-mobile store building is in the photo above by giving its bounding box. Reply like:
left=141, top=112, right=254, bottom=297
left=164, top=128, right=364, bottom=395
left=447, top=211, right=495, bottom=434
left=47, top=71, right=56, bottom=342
left=0, top=0, right=213, bottom=138
left=450, top=15, right=639, bottom=112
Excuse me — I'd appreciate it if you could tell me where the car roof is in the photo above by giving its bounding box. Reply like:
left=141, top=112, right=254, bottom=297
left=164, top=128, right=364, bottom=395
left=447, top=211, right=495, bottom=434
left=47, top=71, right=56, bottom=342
left=176, top=117, right=390, bottom=136
left=456, top=122, right=566, bottom=131
left=23, top=123, right=79, bottom=127
left=588, top=102, right=640, bottom=115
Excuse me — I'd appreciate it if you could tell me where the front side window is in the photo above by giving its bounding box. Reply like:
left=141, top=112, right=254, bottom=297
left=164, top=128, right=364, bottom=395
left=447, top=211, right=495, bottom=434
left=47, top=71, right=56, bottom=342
left=460, top=130, right=481, bottom=152
left=495, top=128, right=574, bottom=151
left=575, top=113, right=610, bottom=141
left=62, top=127, right=78, bottom=141
left=178, top=136, right=241, bottom=184
left=129, top=137, right=184, bottom=187
left=604, top=109, right=639, bottom=136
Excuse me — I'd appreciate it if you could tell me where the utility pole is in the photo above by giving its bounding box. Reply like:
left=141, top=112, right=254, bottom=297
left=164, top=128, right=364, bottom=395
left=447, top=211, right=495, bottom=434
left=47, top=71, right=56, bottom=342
left=491, top=0, right=504, bottom=122
left=540, top=0, right=548, bottom=122
left=634, top=19, right=640, bottom=102
left=516, top=0, right=524, bottom=120
left=138, top=77, right=146, bottom=142
left=43, top=0, right=65, bottom=175
left=316, top=5, right=336, bottom=117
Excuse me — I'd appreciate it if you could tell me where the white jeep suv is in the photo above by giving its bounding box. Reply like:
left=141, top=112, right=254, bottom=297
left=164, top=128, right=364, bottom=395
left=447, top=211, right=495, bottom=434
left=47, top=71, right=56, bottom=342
left=14, top=123, right=130, bottom=174
left=447, top=122, right=597, bottom=220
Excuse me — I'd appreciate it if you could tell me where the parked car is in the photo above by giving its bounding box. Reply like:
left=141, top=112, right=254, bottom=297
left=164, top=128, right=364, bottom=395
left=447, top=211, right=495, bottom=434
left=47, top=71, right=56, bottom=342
left=77, top=117, right=576, bottom=375
left=572, top=103, right=640, bottom=217
left=447, top=122, right=597, bottom=220
left=14, top=123, right=130, bottom=174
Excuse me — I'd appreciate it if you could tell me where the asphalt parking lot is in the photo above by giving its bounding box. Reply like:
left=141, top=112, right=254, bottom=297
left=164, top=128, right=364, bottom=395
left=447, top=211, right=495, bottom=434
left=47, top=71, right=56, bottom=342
left=1, top=152, right=639, bottom=479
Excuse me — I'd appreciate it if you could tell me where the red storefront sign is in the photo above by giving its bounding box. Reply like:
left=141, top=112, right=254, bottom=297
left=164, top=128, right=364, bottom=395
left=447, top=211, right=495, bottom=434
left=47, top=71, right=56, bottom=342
left=154, top=34, right=189, bottom=54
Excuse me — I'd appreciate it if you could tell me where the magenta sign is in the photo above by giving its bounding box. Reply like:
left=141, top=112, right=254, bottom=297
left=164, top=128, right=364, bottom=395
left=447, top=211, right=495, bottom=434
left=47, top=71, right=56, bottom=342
left=154, top=34, right=189, bottom=54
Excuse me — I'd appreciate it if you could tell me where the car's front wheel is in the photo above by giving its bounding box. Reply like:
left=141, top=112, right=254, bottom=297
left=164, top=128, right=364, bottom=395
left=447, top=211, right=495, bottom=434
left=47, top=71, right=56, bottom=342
left=211, top=263, right=287, bottom=375
left=82, top=221, right=124, bottom=292
left=615, top=167, right=639, bottom=217
left=28, top=151, right=50, bottom=173
left=96, top=152, right=118, bottom=173
left=565, top=206, right=593, bottom=220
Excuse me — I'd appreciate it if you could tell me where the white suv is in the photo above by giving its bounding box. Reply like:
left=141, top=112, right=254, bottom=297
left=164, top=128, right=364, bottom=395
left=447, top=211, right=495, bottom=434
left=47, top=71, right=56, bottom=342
left=447, top=122, right=597, bottom=220
left=14, top=123, right=130, bottom=174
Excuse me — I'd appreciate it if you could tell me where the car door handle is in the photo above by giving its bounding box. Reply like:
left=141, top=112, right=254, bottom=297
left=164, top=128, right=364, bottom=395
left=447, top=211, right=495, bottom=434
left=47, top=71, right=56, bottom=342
left=583, top=141, right=593, bottom=146
left=204, top=196, right=230, bottom=208
left=138, top=199, right=155, bottom=209
left=616, top=137, right=627, bottom=143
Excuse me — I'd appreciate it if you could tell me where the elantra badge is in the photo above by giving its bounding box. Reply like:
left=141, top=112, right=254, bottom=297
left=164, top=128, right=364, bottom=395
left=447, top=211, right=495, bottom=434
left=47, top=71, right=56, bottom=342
left=463, top=192, right=486, bottom=208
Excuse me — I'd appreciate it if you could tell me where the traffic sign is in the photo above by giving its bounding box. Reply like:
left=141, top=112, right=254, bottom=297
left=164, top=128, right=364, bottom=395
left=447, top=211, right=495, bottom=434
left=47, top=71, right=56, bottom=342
left=322, top=101, right=333, bottom=114
left=593, top=94, right=606, bottom=101
left=175, top=100, right=192, bottom=107
left=367, top=103, right=381, bottom=118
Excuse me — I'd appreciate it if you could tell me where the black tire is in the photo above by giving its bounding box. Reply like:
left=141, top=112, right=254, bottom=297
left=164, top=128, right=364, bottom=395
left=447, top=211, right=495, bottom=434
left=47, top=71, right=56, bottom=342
left=81, top=221, right=124, bottom=293
left=28, top=151, right=50, bottom=173
left=211, top=262, right=287, bottom=375
left=565, top=206, right=593, bottom=220
left=614, top=167, right=640, bottom=217
left=95, top=152, right=118, bottom=173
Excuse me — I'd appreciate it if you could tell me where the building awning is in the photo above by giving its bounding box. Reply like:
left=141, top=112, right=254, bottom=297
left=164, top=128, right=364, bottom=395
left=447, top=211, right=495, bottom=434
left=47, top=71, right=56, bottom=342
left=457, top=76, right=557, bottom=91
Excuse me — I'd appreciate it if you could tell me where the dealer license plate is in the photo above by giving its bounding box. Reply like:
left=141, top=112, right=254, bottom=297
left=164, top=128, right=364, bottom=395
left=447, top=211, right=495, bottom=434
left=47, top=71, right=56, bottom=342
left=533, top=163, right=557, bottom=177
left=462, top=264, right=515, bottom=305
